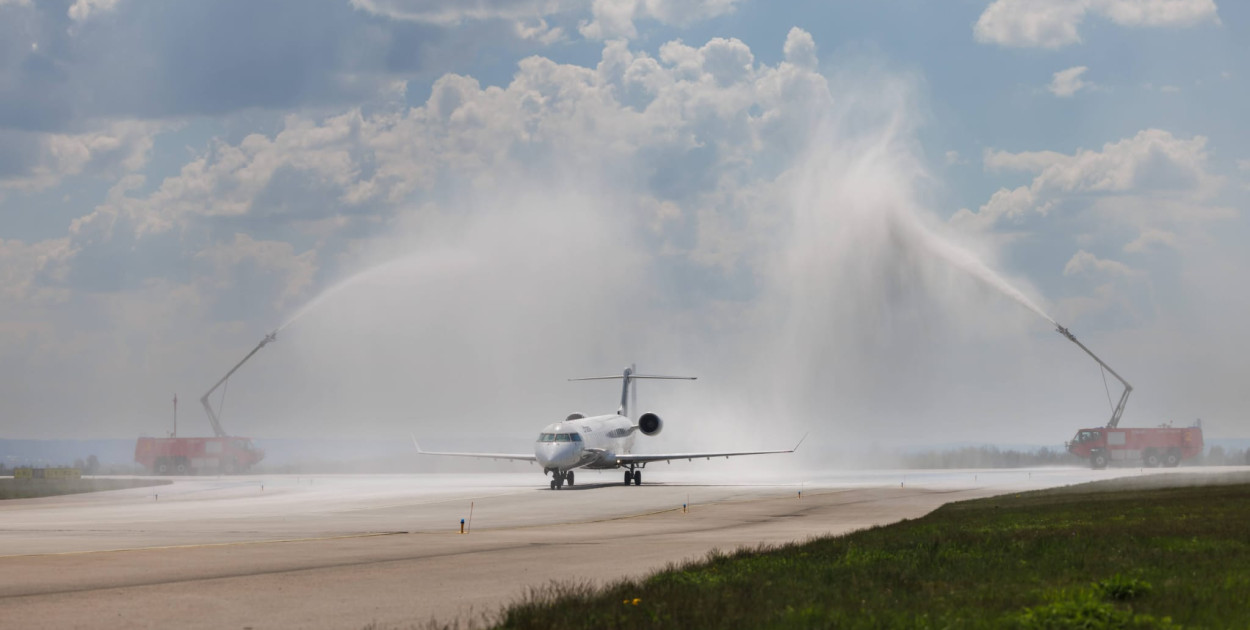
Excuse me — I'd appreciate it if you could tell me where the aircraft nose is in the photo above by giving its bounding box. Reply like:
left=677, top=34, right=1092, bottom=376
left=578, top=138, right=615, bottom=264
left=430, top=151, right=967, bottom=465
left=537, top=442, right=581, bottom=468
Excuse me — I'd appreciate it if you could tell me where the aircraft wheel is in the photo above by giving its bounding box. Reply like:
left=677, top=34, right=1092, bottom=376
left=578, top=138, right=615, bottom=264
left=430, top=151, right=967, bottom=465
left=567, top=471, right=574, bottom=486
left=624, top=471, right=632, bottom=485
left=633, top=470, right=642, bottom=486
left=550, top=479, right=557, bottom=490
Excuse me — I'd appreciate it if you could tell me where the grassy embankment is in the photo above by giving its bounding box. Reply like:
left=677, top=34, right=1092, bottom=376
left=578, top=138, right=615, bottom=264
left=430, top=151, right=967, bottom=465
left=0, top=478, right=169, bottom=500
left=495, top=480, right=1250, bottom=629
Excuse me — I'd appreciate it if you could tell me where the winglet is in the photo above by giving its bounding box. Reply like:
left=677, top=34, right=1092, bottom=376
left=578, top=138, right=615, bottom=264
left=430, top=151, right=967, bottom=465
left=791, top=432, right=809, bottom=452
left=410, top=433, right=425, bottom=454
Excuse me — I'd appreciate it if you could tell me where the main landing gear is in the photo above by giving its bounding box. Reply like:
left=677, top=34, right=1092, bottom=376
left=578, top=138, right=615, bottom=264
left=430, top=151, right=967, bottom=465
left=623, top=467, right=641, bottom=486
left=549, top=470, right=574, bottom=490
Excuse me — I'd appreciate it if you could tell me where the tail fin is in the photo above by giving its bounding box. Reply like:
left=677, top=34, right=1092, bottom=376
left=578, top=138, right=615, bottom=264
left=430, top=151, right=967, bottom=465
left=569, top=366, right=696, bottom=419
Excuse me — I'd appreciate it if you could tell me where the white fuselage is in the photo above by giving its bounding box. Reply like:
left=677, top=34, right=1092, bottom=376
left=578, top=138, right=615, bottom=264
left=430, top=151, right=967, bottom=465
left=534, top=414, right=637, bottom=472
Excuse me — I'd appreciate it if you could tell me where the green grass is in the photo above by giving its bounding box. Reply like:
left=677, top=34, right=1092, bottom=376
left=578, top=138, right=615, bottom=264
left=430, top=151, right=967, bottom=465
left=493, top=482, right=1250, bottom=629
left=0, top=477, right=170, bottom=499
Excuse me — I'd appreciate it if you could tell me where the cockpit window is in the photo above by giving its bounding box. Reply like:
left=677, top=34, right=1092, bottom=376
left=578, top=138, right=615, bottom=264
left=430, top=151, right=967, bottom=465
left=537, top=432, right=583, bottom=443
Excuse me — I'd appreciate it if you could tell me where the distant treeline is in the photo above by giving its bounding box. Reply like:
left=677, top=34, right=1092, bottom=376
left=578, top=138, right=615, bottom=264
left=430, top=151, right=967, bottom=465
left=900, top=446, right=1081, bottom=469
left=0, top=459, right=144, bottom=476
left=0, top=478, right=169, bottom=500
left=1200, top=445, right=1250, bottom=466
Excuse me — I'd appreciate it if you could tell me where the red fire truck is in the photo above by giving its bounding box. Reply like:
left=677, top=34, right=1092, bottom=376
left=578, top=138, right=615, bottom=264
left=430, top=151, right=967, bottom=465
left=1054, top=325, right=1204, bottom=469
left=135, top=331, right=275, bottom=475
left=1066, top=424, right=1204, bottom=469
left=135, top=436, right=265, bottom=475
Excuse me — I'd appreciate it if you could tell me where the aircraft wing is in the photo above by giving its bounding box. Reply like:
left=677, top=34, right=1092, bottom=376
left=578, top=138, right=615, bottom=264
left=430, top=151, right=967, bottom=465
left=613, top=434, right=807, bottom=465
left=411, top=436, right=537, bottom=462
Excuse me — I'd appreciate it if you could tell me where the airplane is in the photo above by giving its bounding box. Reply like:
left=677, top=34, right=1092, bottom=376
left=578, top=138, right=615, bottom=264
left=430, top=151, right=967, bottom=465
left=413, top=365, right=805, bottom=490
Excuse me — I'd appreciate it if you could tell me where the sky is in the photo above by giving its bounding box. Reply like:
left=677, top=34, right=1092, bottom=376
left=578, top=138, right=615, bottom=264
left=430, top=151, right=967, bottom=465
left=1, top=0, right=1247, bottom=451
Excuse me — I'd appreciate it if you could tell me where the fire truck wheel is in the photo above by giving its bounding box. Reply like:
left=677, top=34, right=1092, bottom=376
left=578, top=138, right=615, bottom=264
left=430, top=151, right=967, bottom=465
left=1163, top=451, right=1180, bottom=468
left=176, top=463, right=187, bottom=475
left=1143, top=450, right=1161, bottom=468
left=1091, top=451, right=1108, bottom=469
left=156, top=460, right=169, bottom=474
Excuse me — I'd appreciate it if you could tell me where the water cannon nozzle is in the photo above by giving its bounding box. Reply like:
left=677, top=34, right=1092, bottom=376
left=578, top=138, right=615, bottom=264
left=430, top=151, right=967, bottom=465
left=1055, top=324, right=1075, bottom=341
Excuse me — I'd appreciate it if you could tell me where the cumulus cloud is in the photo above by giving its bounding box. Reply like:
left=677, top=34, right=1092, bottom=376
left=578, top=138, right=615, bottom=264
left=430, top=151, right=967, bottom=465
left=69, top=30, right=829, bottom=249
left=350, top=0, right=576, bottom=25
left=782, top=26, right=818, bottom=69
left=0, top=121, right=161, bottom=193
left=1123, top=227, right=1179, bottom=252
left=195, top=233, right=318, bottom=310
left=514, top=17, right=565, bottom=43
left=579, top=0, right=742, bottom=39
left=0, top=237, right=76, bottom=302
left=1063, top=249, right=1135, bottom=276
left=1017, top=129, right=1216, bottom=195
left=974, top=0, right=1220, bottom=48
left=0, top=2, right=482, bottom=131
left=950, top=186, right=1052, bottom=232
left=1055, top=248, right=1159, bottom=327
left=983, top=147, right=1067, bottom=173
left=350, top=0, right=740, bottom=41
left=1048, top=65, right=1091, bottom=97
left=68, top=0, right=122, bottom=22
left=953, top=129, right=1221, bottom=233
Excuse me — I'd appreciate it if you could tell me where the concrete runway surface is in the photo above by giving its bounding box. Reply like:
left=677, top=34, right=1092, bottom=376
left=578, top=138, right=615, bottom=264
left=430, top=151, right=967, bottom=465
left=0, top=466, right=1241, bottom=629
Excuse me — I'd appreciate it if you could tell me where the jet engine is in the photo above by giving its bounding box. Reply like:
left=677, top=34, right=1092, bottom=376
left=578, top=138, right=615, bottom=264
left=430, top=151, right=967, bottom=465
left=638, top=412, right=663, bottom=436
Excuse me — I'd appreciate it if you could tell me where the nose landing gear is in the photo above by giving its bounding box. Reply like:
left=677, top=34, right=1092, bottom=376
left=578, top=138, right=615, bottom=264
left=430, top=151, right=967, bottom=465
left=549, top=470, right=574, bottom=490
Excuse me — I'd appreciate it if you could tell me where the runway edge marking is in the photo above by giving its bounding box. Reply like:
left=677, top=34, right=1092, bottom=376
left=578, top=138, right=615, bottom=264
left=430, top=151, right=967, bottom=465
left=0, top=530, right=409, bottom=560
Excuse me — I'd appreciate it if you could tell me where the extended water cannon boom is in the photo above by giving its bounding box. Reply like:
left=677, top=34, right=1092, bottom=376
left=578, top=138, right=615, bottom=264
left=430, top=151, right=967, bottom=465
left=1054, top=324, right=1132, bottom=428
left=199, top=330, right=278, bottom=438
